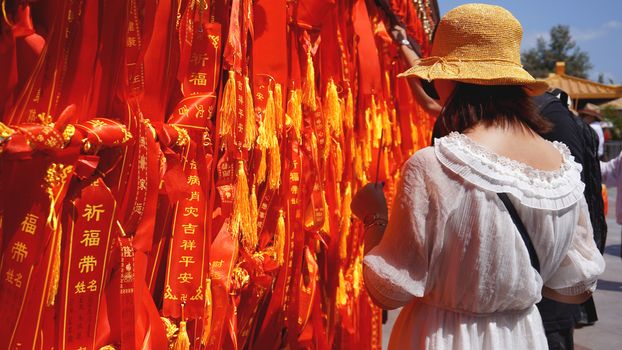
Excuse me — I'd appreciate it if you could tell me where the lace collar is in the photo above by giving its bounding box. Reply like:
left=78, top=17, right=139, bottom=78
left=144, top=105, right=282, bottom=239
left=434, top=132, right=585, bottom=210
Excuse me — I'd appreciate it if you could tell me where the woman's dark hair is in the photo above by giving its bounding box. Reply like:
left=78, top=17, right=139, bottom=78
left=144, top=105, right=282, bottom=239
left=437, top=83, right=552, bottom=135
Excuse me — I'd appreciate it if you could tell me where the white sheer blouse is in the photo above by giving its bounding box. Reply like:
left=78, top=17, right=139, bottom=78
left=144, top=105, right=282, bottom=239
left=363, top=132, right=605, bottom=349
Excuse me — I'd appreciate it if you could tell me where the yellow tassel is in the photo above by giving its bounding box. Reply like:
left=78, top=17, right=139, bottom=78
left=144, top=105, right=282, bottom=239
left=46, top=221, right=62, bottom=306
left=232, top=161, right=252, bottom=241
left=364, top=108, right=373, bottom=153
left=410, top=117, right=419, bottom=152
left=371, top=96, right=382, bottom=147
left=393, top=107, right=402, bottom=146
left=302, top=51, right=317, bottom=111
left=258, top=89, right=276, bottom=149
left=335, top=182, right=342, bottom=217
left=362, top=137, right=372, bottom=171
left=345, top=87, right=354, bottom=130
left=321, top=190, right=330, bottom=235
left=243, top=76, right=257, bottom=149
left=287, top=89, right=302, bottom=141
left=325, top=80, right=343, bottom=137
left=275, top=83, right=284, bottom=135
left=256, top=147, right=267, bottom=185
left=275, top=209, right=286, bottom=266
left=245, top=185, right=258, bottom=251
left=352, top=255, right=362, bottom=298
left=201, top=278, right=213, bottom=345
left=354, top=143, right=366, bottom=185
left=174, top=303, right=190, bottom=350
left=334, top=141, right=344, bottom=183
left=43, top=165, right=61, bottom=307
left=382, top=101, right=392, bottom=146
left=336, top=268, right=348, bottom=307
left=268, top=145, right=281, bottom=190
left=219, top=71, right=237, bottom=144
left=383, top=148, right=390, bottom=182
left=339, top=182, right=352, bottom=260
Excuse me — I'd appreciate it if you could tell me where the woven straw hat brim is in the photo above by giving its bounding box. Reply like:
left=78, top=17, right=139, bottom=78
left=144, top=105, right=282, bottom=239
left=579, top=109, right=603, bottom=120
left=398, top=57, right=549, bottom=96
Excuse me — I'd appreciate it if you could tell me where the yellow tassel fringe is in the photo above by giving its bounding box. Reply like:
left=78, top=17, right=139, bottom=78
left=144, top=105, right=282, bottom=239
left=201, top=278, right=213, bottom=345
left=275, top=209, right=286, bottom=266
left=302, top=51, right=317, bottom=111
left=219, top=71, right=237, bottom=146
left=275, top=83, right=284, bottom=135
left=232, top=161, right=252, bottom=241
left=287, top=89, right=302, bottom=141
left=243, top=76, right=257, bottom=149
left=174, top=303, right=190, bottom=350
left=339, top=182, right=352, bottom=260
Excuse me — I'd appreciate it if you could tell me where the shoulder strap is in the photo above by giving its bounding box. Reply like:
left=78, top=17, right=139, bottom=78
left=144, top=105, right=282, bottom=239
left=497, top=193, right=541, bottom=272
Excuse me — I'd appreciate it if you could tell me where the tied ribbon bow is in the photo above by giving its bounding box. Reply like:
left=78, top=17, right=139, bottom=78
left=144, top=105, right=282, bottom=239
left=424, top=56, right=461, bottom=80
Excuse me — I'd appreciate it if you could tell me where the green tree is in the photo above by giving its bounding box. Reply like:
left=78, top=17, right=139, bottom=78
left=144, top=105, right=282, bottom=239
left=522, top=25, right=593, bottom=78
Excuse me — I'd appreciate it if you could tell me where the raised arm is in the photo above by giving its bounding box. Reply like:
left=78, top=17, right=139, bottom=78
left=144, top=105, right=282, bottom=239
left=391, top=25, right=442, bottom=116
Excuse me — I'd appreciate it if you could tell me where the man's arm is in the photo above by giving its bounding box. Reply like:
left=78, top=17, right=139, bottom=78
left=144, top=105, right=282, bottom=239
left=601, top=152, right=622, bottom=187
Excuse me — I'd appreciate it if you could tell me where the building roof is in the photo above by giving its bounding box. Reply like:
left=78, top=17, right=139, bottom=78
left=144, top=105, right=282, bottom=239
left=601, top=97, right=622, bottom=110
left=543, top=62, right=622, bottom=100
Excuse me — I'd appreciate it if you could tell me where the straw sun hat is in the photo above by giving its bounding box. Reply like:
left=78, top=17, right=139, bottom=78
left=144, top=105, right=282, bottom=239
left=578, top=103, right=603, bottom=120
left=398, top=3, right=548, bottom=96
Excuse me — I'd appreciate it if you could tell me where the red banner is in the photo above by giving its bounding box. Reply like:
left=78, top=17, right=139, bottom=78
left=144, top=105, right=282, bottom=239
left=59, top=177, right=117, bottom=349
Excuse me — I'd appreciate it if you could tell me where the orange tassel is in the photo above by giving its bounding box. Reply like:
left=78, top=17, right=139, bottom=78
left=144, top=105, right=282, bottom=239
left=275, top=83, right=284, bottom=135
left=43, top=163, right=68, bottom=306
left=334, top=141, right=344, bottom=183
left=382, top=101, right=392, bottom=146
left=383, top=148, right=390, bottom=181
left=287, top=89, right=302, bottom=141
left=245, top=185, right=258, bottom=251
left=353, top=255, right=362, bottom=298
left=174, top=303, right=190, bottom=350
left=371, top=96, right=382, bottom=147
left=243, top=76, right=257, bottom=149
left=219, top=71, right=237, bottom=147
left=232, top=161, right=252, bottom=240
left=345, top=87, right=354, bottom=130
left=201, top=278, right=213, bottom=345
left=258, top=89, right=276, bottom=149
left=393, top=107, right=402, bottom=146
left=46, top=222, right=62, bottom=306
left=354, top=142, right=367, bottom=185
left=339, top=182, right=352, bottom=260
left=258, top=87, right=281, bottom=190
left=410, top=117, right=419, bottom=152
left=302, top=51, right=317, bottom=111
left=325, top=80, right=343, bottom=137
left=256, top=147, right=267, bottom=185
left=336, top=268, right=348, bottom=307
left=268, top=145, right=281, bottom=190
left=275, top=209, right=286, bottom=266
left=321, top=190, right=330, bottom=235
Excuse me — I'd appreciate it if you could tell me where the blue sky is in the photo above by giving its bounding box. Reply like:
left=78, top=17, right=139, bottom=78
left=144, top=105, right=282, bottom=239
left=439, top=1, right=622, bottom=84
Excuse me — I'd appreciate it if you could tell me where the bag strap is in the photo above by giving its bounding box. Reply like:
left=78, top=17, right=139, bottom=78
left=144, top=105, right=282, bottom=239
left=497, top=193, right=541, bottom=273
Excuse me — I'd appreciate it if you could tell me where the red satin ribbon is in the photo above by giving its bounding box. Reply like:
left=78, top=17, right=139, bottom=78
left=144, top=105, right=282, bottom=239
left=59, top=177, right=117, bottom=349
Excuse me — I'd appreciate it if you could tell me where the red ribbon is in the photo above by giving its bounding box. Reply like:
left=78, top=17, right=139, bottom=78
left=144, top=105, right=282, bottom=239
left=59, top=177, right=117, bottom=349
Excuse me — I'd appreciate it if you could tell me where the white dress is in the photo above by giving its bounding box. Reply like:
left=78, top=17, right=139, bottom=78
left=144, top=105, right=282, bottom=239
left=363, top=132, right=605, bottom=349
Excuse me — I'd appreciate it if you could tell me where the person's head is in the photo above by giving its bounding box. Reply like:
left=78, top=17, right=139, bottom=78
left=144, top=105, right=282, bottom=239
left=436, top=82, right=551, bottom=135
left=399, top=4, right=549, bottom=131
left=579, top=103, right=603, bottom=124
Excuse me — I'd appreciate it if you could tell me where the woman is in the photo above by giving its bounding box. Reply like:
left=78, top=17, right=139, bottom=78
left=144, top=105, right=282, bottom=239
left=352, top=4, right=605, bottom=349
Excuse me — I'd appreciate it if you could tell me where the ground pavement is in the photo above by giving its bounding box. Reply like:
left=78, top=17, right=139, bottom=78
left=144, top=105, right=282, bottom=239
left=381, top=188, right=622, bottom=349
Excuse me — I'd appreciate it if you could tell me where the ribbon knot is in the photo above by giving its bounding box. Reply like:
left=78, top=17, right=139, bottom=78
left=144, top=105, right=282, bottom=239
left=427, top=57, right=461, bottom=79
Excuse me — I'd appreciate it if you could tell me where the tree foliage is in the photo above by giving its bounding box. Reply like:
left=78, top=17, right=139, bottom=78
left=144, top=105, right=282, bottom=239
left=522, top=25, right=593, bottom=79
